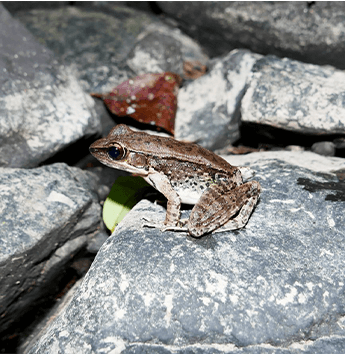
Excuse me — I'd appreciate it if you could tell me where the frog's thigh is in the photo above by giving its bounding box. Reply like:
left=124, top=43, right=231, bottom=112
left=188, top=181, right=260, bottom=237
left=216, top=194, right=259, bottom=232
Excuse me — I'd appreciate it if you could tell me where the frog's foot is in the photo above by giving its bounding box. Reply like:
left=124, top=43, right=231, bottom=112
left=161, top=219, right=188, bottom=232
left=141, top=217, right=163, bottom=229
left=142, top=217, right=188, bottom=233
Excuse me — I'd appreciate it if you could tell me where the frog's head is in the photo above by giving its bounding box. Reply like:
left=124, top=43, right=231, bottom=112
left=89, top=124, right=149, bottom=175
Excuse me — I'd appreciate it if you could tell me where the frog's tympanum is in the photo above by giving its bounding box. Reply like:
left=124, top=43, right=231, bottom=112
left=90, top=124, right=261, bottom=237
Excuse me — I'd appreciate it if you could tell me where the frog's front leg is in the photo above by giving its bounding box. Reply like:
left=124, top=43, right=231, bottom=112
left=188, top=180, right=261, bottom=237
left=143, top=173, right=182, bottom=228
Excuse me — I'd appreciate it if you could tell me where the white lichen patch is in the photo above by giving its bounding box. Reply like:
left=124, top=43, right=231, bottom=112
left=143, top=292, right=156, bottom=307
left=101, top=337, right=126, bottom=354
left=276, top=285, right=298, bottom=306
left=114, top=308, right=126, bottom=320
left=163, top=294, right=173, bottom=326
left=119, top=274, right=129, bottom=293
left=47, top=191, right=76, bottom=209
left=205, top=271, right=228, bottom=302
left=327, top=215, right=336, bottom=228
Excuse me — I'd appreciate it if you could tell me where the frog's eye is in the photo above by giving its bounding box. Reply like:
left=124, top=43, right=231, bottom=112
left=108, top=144, right=125, bottom=160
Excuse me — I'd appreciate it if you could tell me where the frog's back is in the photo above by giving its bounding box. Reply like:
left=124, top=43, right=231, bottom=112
left=110, top=124, right=236, bottom=173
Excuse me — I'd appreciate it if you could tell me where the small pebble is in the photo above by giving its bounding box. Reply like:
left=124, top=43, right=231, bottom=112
left=286, top=145, right=305, bottom=151
left=311, top=141, right=335, bottom=156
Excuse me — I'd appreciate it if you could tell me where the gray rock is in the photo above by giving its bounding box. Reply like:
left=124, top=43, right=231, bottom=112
left=312, top=141, right=336, bottom=156
left=86, top=229, right=109, bottom=254
left=0, top=163, right=102, bottom=333
left=241, top=56, right=345, bottom=135
left=2, top=2, right=68, bottom=13
left=127, top=22, right=208, bottom=77
left=175, top=49, right=262, bottom=150
left=20, top=278, right=84, bottom=354
left=12, top=4, right=206, bottom=94
left=224, top=150, right=345, bottom=175
left=11, top=5, right=151, bottom=92
left=12, top=3, right=207, bottom=143
left=334, top=138, right=345, bottom=150
left=157, top=1, right=345, bottom=70
left=285, top=145, right=305, bottom=152
left=26, top=151, right=345, bottom=353
left=0, top=4, right=100, bottom=168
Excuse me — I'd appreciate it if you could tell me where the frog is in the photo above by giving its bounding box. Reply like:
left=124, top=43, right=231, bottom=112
left=89, top=124, right=261, bottom=237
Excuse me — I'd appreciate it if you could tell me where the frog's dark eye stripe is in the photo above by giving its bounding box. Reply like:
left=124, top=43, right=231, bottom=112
left=108, top=144, right=125, bottom=160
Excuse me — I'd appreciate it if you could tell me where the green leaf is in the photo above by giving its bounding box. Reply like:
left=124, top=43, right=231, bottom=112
left=103, top=176, right=150, bottom=233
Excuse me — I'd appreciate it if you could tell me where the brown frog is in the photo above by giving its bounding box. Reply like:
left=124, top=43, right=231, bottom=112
left=89, top=124, right=261, bottom=237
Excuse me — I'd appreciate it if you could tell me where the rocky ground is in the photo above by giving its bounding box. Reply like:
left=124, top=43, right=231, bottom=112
left=0, top=2, right=345, bottom=354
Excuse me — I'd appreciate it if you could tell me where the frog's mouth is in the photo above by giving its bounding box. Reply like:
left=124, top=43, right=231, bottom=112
left=89, top=146, right=107, bottom=159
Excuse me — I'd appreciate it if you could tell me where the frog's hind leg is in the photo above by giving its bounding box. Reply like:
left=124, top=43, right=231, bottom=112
left=188, top=181, right=261, bottom=237
left=214, top=193, right=259, bottom=233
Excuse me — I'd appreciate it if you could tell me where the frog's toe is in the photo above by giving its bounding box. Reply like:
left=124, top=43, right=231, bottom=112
left=142, top=218, right=189, bottom=233
left=161, top=225, right=189, bottom=233
left=142, top=217, right=163, bottom=229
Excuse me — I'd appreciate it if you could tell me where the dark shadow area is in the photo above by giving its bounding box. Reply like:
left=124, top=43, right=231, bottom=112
left=40, top=134, right=101, bottom=168
left=237, top=123, right=345, bottom=158
left=0, top=250, right=95, bottom=354
left=297, top=177, right=345, bottom=202
left=124, top=1, right=163, bottom=15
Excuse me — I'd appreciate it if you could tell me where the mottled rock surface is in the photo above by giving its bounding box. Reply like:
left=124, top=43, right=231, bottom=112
left=157, top=1, right=345, bottom=69
left=127, top=22, right=208, bottom=77
left=12, top=4, right=207, bottom=93
left=11, top=4, right=150, bottom=92
left=0, top=163, right=101, bottom=333
left=0, top=4, right=100, bottom=168
left=11, top=3, right=208, bottom=141
left=241, top=56, right=345, bottom=135
left=2, top=2, right=345, bottom=353
left=175, top=49, right=261, bottom=150
left=26, top=152, right=345, bottom=353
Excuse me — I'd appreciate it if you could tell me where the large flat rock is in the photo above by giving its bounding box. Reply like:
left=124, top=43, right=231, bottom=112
left=26, top=152, right=345, bottom=353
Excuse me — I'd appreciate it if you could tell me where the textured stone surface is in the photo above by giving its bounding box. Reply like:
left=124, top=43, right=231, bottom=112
left=20, top=278, right=84, bottom=354
left=157, top=1, right=345, bottom=69
left=0, top=163, right=101, bottom=333
left=224, top=150, right=345, bottom=175
left=10, top=4, right=152, bottom=92
left=0, top=4, right=100, bottom=168
left=127, top=22, right=208, bottom=77
left=11, top=3, right=207, bottom=143
left=175, top=49, right=261, bottom=150
left=312, top=141, right=336, bottom=157
left=12, top=4, right=206, bottom=94
left=241, top=56, right=345, bottom=135
left=27, top=152, right=345, bottom=353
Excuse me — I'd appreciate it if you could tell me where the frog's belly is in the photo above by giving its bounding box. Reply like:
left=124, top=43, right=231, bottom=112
left=176, top=188, right=202, bottom=205
left=145, top=171, right=207, bottom=206
left=173, top=178, right=211, bottom=205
